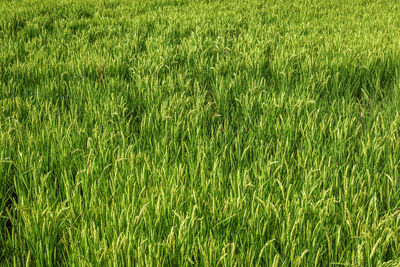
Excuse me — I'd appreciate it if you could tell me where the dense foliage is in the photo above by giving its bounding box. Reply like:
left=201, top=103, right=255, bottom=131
left=1, top=0, right=400, bottom=265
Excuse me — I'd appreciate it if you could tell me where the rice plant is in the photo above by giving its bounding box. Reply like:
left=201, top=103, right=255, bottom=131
left=1, top=0, right=400, bottom=265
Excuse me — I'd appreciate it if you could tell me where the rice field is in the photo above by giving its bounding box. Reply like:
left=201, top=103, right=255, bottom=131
left=1, top=0, right=400, bottom=265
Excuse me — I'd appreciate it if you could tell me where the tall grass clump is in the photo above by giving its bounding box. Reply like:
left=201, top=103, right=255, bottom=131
left=1, top=0, right=400, bottom=265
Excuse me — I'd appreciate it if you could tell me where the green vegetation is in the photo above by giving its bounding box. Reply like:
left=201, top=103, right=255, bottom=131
left=1, top=0, right=400, bottom=265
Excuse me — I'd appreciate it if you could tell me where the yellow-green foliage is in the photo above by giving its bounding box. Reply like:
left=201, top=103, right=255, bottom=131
left=1, top=0, right=400, bottom=265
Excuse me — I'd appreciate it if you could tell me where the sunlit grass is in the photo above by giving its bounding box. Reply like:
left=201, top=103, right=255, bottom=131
left=1, top=0, right=400, bottom=265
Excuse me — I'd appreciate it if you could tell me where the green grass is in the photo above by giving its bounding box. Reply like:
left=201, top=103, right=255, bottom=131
left=1, top=0, right=400, bottom=265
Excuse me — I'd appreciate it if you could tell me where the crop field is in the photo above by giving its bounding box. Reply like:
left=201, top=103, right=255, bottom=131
left=1, top=0, right=400, bottom=265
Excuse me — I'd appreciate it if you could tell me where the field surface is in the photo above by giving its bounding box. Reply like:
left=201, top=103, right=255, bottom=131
left=1, top=0, right=400, bottom=265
